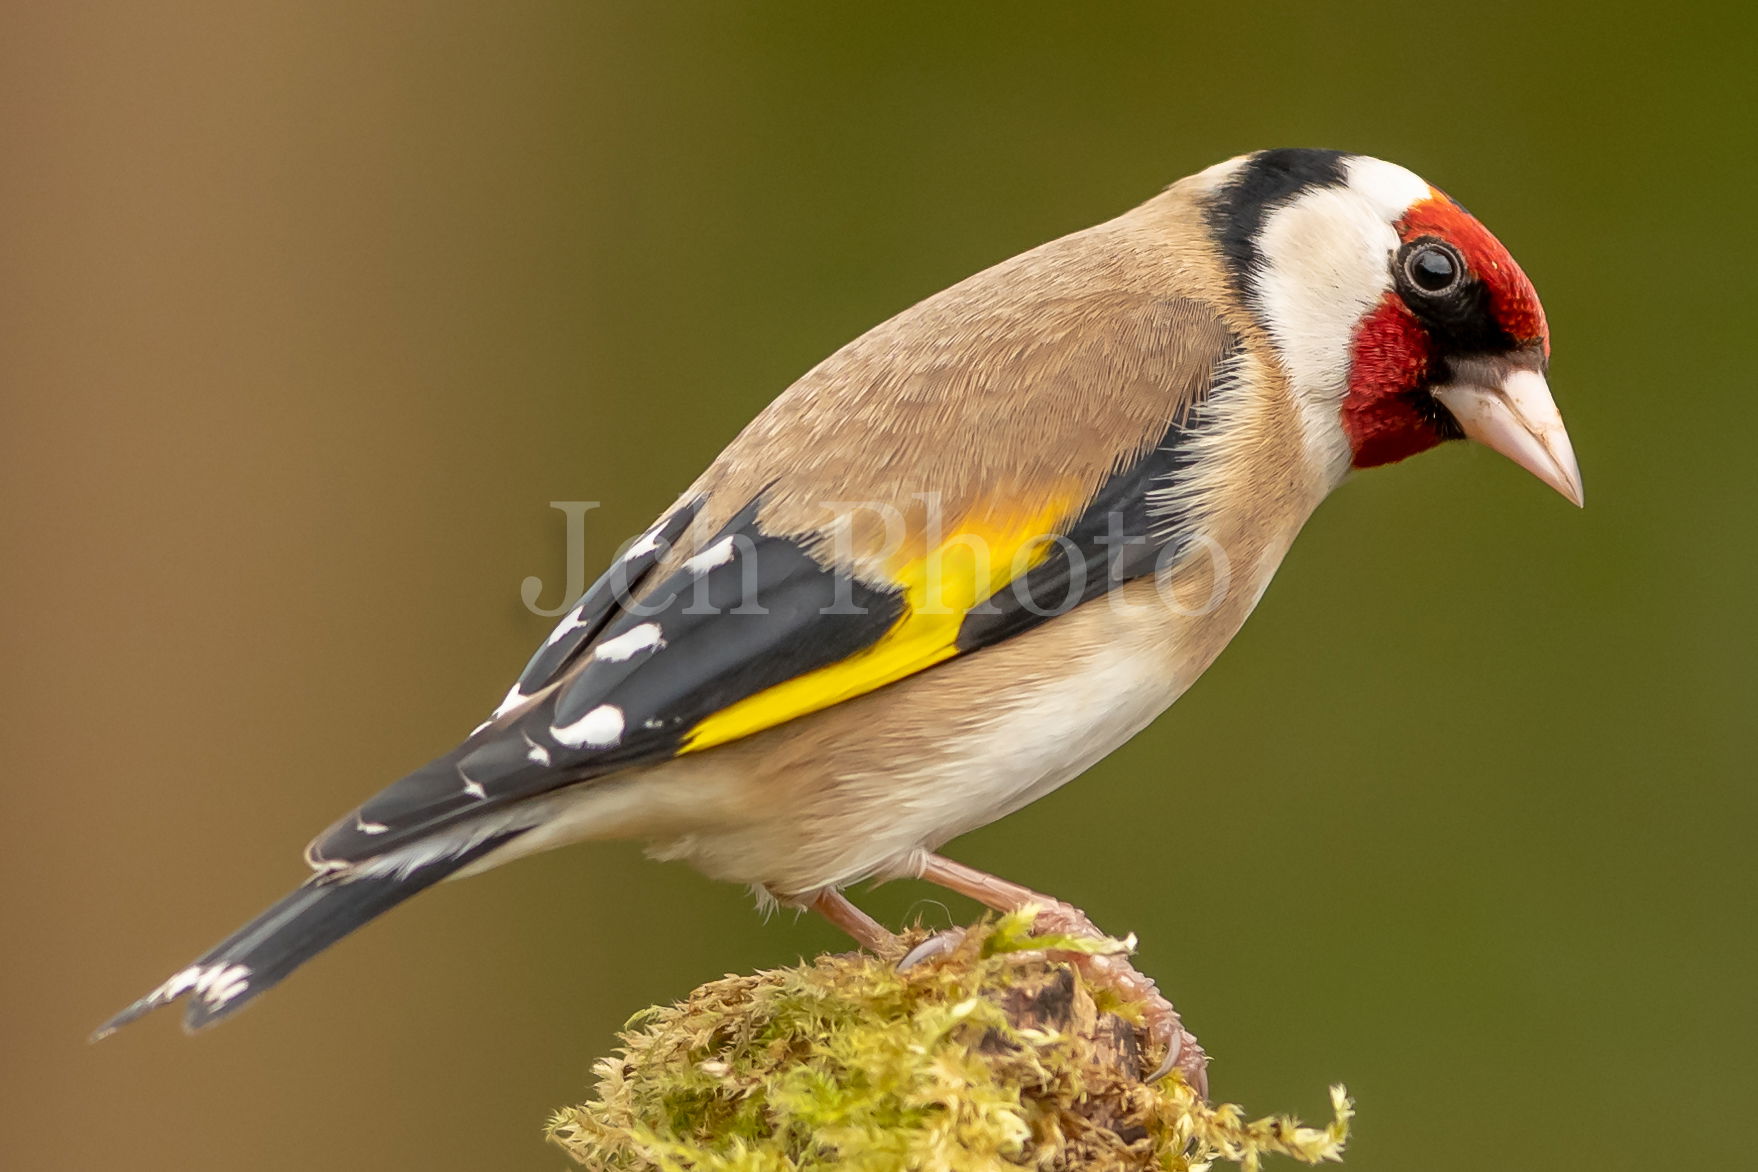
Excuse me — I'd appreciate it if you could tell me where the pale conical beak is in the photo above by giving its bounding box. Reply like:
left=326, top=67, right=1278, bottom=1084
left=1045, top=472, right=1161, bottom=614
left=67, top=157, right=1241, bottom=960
left=1432, top=369, right=1584, bottom=507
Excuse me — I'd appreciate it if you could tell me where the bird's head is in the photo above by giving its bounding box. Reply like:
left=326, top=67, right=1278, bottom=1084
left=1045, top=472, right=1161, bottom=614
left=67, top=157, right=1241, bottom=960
left=1201, top=148, right=1582, bottom=505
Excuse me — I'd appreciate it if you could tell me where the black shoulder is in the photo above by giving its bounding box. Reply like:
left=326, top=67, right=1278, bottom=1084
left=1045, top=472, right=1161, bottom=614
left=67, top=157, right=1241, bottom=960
left=956, top=331, right=1245, bottom=653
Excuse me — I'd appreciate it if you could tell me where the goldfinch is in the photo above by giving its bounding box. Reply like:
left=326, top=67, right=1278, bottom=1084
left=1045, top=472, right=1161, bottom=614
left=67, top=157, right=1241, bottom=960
left=99, top=149, right=1581, bottom=1060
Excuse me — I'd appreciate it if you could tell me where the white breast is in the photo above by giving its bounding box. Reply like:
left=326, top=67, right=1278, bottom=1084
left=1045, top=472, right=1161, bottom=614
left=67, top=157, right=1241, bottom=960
left=740, top=629, right=1196, bottom=895
left=904, top=645, right=1184, bottom=849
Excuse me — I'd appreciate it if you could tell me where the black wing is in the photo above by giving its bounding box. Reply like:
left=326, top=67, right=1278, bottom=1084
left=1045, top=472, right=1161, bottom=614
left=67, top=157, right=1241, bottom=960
left=308, top=498, right=904, bottom=866
left=309, top=342, right=1239, bottom=869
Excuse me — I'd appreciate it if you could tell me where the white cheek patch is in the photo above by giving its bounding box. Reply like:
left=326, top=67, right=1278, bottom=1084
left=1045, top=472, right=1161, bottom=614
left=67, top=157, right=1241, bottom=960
left=1250, top=187, right=1403, bottom=482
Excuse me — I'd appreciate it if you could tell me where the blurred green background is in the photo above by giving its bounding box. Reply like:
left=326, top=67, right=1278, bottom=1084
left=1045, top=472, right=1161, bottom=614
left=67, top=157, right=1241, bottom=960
left=3, top=3, right=1752, bottom=1169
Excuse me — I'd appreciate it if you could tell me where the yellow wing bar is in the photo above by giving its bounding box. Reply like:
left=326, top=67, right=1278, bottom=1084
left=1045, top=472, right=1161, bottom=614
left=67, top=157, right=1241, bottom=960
left=680, top=499, right=1073, bottom=754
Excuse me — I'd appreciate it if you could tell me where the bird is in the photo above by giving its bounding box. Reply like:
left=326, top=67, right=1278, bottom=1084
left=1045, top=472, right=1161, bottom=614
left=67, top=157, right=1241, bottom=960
left=97, top=149, right=1581, bottom=1064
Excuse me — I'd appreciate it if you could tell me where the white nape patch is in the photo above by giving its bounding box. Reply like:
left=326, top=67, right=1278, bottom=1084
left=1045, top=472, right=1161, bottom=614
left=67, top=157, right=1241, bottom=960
left=540, top=602, right=592, bottom=649
left=1188, top=153, right=1253, bottom=195
left=1344, top=156, right=1433, bottom=220
left=522, top=733, right=552, bottom=767
left=490, top=685, right=528, bottom=720
left=355, top=814, right=389, bottom=835
left=684, top=537, right=736, bottom=575
left=1250, top=180, right=1405, bottom=484
left=550, top=703, right=625, bottom=749
left=593, top=622, right=664, bottom=663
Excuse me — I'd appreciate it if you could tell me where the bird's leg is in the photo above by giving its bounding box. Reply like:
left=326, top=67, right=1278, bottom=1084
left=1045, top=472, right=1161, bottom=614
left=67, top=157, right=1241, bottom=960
left=805, top=887, right=898, bottom=953
left=917, top=852, right=1209, bottom=1098
left=916, top=853, right=1100, bottom=934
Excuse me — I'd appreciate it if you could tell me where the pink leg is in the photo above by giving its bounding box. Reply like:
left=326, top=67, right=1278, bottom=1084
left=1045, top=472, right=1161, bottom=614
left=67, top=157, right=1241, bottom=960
left=919, top=853, right=1209, bottom=1098
left=917, top=854, right=1100, bottom=931
left=805, top=887, right=897, bottom=953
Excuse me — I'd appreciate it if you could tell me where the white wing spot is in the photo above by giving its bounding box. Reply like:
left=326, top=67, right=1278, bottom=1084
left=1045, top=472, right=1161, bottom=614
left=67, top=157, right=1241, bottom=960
left=522, top=733, right=552, bottom=767
left=684, top=536, right=736, bottom=575
left=491, top=686, right=528, bottom=720
left=623, top=529, right=662, bottom=560
left=593, top=622, right=664, bottom=663
left=541, top=602, right=592, bottom=649
left=550, top=704, right=624, bottom=749
left=467, top=719, right=492, bottom=738
left=355, top=814, right=389, bottom=835
left=458, top=765, right=488, bottom=800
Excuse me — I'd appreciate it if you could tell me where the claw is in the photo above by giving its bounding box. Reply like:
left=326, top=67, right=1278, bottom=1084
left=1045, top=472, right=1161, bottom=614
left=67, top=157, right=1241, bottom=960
left=1147, top=1031, right=1183, bottom=1083
left=896, top=929, right=964, bottom=971
left=1146, top=1026, right=1209, bottom=1100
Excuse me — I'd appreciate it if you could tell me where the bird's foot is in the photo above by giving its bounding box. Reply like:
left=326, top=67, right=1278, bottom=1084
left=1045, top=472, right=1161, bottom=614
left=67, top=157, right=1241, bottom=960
left=797, top=865, right=1210, bottom=1098
left=917, top=853, right=1210, bottom=1099
left=1002, top=898, right=1208, bottom=1098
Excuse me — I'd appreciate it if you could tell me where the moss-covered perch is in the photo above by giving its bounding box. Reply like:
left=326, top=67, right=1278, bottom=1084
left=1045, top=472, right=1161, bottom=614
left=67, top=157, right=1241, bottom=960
left=548, top=910, right=1350, bottom=1170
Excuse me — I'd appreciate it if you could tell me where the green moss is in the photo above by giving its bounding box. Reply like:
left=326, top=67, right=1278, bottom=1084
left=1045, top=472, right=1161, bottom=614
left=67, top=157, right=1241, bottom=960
left=549, top=910, right=1350, bottom=1171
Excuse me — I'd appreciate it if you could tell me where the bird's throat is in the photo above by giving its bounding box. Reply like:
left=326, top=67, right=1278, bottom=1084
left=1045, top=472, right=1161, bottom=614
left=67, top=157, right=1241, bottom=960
left=1343, top=293, right=1448, bottom=468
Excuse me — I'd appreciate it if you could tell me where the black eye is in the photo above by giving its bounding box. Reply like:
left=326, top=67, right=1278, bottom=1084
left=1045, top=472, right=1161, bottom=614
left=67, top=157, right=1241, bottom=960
left=1402, top=241, right=1464, bottom=295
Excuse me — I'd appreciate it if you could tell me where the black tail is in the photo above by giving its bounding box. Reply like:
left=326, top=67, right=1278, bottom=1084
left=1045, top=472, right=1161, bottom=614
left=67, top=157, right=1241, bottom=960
left=94, top=831, right=522, bottom=1037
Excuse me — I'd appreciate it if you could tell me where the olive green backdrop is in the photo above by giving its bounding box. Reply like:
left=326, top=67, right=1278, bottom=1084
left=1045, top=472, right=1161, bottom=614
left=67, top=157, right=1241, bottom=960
left=3, top=3, right=1751, bottom=1169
